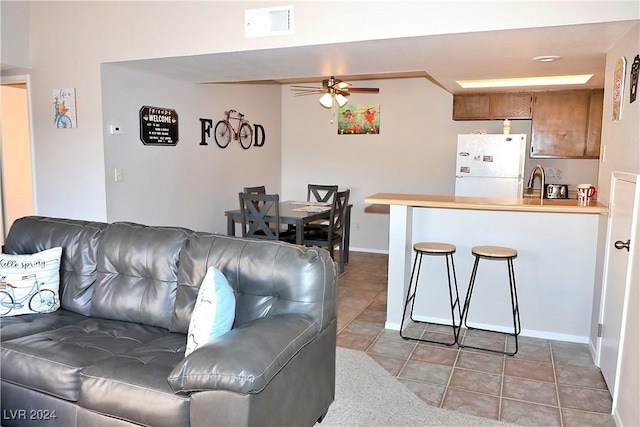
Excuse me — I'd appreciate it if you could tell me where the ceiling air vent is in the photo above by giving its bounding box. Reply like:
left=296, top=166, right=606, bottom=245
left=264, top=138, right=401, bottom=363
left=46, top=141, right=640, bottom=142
left=245, top=6, right=293, bottom=38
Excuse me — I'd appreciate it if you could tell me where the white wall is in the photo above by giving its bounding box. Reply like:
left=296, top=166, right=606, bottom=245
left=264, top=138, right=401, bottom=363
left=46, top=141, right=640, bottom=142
left=101, top=65, right=282, bottom=233
left=0, top=1, right=29, bottom=69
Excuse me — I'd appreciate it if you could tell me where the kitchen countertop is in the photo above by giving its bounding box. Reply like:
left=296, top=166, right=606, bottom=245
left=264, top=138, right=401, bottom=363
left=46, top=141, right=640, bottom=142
left=364, top=193, right=608, bottom=214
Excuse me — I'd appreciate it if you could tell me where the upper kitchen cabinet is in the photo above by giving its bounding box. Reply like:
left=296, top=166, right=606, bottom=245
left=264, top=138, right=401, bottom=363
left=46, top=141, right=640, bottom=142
left=452, top=93, right=533, bottom=120
left=585, top=90, right=604, bottom=158
left=530, top=90, right=604, bottom=159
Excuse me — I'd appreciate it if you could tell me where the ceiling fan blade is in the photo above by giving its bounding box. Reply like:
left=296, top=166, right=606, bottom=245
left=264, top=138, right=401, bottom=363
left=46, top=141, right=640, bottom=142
left=293, top=91, right=323, bottom=96
left=291, top=90, right=324, bottom=94
left=345, top=87, right=380, bottom=94
left=290, top=85, right=323, bottom=90
left=291, top=77, right=380, bottom=98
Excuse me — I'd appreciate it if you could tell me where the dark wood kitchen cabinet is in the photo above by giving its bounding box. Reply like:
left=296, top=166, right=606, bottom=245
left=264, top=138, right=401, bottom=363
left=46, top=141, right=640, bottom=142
left=452, top=92, right=533, bottom=120
left=530, top=90, right=604, bottom=159
left=585, top=90, right=604, bottom=158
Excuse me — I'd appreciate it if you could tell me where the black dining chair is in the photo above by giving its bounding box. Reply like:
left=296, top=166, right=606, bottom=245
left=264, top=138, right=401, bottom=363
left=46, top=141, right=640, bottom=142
left=243, top=186, right=266, bottom=195
left=307, top=184, right=338, bottom=203
left=239, top=192, right=287, bottom=241
left=305, top=184, right=339, bottom=232
left=303, top=189, right=350, bottom=272
left=239, top=192, right=297, bottom=242
left=242, top=186, right=292, bottom=233
left=243, top=186, right=267, bottom=218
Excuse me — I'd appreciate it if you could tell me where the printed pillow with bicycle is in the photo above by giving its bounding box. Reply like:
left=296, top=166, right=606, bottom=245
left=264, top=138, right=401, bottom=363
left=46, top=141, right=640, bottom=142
left=0, top=247, right=62, bottom=317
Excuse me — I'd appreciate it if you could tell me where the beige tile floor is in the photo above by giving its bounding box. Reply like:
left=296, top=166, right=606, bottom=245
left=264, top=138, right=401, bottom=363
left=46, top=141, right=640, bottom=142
left=336, top=252, right=615, bottom=426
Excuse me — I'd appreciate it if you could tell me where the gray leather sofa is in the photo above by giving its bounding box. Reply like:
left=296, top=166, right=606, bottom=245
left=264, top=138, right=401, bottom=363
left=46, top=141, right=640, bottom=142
left=1, top=216, right=337, bottom=426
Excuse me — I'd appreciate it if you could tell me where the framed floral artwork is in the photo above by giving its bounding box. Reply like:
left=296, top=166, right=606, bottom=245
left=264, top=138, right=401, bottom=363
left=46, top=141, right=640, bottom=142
left=337, top=104, right=380, bottom=135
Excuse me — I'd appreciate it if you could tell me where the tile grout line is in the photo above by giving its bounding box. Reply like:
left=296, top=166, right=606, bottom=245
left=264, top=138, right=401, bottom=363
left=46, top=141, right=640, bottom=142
left=550, top=340, right=565, bottom=427
left=498, top=353, right=506, bottom=422
left=438, top=345, right=462, bottom=409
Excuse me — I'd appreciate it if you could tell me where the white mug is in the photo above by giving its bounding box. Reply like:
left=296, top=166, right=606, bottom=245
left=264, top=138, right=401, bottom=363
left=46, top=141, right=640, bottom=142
left=577, top=184, right=597, bottom=203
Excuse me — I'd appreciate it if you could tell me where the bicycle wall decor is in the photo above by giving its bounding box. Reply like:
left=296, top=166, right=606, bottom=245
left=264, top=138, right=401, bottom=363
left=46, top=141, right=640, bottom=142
left=53, top=88, right=77, bottom=129
left=198, top=109, right=266, bottom=149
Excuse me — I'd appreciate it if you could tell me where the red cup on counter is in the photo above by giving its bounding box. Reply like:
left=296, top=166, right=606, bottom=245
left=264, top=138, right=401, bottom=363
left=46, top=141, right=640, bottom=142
left=577, top=184, right=597, bottom=203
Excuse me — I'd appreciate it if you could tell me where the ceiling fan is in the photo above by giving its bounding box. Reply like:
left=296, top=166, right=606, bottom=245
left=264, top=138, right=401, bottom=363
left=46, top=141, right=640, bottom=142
left=290, top=76, right=380, bottom=108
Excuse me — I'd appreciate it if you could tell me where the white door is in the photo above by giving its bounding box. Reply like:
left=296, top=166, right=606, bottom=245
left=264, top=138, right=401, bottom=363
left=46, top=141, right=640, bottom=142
left=598, top=172, right=639, bottom=395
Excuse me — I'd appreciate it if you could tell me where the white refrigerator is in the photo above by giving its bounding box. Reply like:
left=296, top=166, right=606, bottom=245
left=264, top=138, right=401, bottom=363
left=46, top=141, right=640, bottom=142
left=454, top=134, right=526, bottom=198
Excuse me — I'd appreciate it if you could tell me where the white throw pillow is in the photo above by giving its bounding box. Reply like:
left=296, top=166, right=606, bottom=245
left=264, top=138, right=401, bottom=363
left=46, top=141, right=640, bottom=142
left=0, top=247, right=62, bottom=317
left=185, top=266, right=236, bottom=357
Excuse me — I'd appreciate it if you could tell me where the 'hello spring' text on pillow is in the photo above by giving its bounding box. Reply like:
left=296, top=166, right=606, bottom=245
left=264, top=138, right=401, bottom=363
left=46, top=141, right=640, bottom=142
left=0, top=247, right=62, bottom=317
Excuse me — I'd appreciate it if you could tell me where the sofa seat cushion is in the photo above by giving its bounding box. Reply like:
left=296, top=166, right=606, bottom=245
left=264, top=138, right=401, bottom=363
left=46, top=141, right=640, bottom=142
left=0, top=309, right=86, bottom=342
left=0, top=318, right=168, bottom=401
left=79, top=334, right=190, bottom=427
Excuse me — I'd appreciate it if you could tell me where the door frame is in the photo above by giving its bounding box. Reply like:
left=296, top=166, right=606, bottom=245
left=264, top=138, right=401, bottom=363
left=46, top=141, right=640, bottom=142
left=596, top=171, right=639, bottom=405
left=1, top=74, right=37, bottom=240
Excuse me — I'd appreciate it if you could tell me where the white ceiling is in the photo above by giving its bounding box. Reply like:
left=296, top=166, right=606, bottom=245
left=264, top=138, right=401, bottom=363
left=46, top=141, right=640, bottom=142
left=115, top=21, right=637, bottom=94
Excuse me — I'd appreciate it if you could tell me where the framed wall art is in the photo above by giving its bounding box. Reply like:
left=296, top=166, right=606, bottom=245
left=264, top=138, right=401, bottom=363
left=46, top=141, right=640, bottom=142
left=612, top=56, right=626, bottom=121
left=630, top=54, right=639, bottom=104
left=337, top=104, right=380, bottom=135
left=53, top=88, right=76, bottom=129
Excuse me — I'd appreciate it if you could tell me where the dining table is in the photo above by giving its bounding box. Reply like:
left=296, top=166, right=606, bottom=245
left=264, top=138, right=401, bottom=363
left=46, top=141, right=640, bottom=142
left=224, top=200, right=352, bottom=261
left=225, top=200, right=330, bottom=245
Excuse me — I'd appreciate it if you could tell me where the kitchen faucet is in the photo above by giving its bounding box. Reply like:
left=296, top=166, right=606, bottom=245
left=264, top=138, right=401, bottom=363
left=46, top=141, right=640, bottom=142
left=527, top=165, right=545, bottom=202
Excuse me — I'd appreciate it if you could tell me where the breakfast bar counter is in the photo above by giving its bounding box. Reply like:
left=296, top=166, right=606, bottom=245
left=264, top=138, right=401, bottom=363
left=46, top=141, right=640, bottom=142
left=364, top=193, right=608, bottom=214
left=365, top=193, right=608, bottom=346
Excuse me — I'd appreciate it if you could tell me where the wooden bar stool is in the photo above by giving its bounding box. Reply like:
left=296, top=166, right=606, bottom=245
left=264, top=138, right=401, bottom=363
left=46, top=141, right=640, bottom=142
left=460, top=245, right=521, bottom=356
left=400, top=242, right=461, bottom=346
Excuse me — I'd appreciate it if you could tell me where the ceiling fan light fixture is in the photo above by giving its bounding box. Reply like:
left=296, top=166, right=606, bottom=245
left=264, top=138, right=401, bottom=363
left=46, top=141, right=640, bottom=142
left=335, top=93, right=349, bottom=107
left=319, top=93, right=333, bottom=108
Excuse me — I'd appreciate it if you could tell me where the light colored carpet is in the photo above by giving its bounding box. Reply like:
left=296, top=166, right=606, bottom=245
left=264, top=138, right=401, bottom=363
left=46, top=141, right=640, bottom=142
left=321, top=347, right=517, bottom=427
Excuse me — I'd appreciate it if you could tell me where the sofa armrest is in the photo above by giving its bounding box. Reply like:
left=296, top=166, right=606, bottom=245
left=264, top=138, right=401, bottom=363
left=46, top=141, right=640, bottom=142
left=168, top=314, right=318, bottom=395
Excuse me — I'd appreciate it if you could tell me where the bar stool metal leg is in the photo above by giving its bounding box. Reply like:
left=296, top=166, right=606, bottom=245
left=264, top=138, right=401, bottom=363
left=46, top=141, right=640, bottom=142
left=400, top=243, right=461, bottom=346
left=507, top=257, right=522, bottom=340
left=460, top=246, right=520, bottom=356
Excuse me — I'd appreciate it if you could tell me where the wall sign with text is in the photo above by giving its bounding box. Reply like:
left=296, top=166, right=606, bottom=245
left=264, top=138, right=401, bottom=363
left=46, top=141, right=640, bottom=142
left=198, top=117, right=266, bottom=149
left=139, top=106, right=179, bottom=145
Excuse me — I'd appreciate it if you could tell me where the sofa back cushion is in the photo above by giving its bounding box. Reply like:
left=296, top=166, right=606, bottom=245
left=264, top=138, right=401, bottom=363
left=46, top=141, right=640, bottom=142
left=171, top=232, right=337, bottom=334
left=91, top=222, right=189, bottom=329
left=3, top=216, right=107, bottom=316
